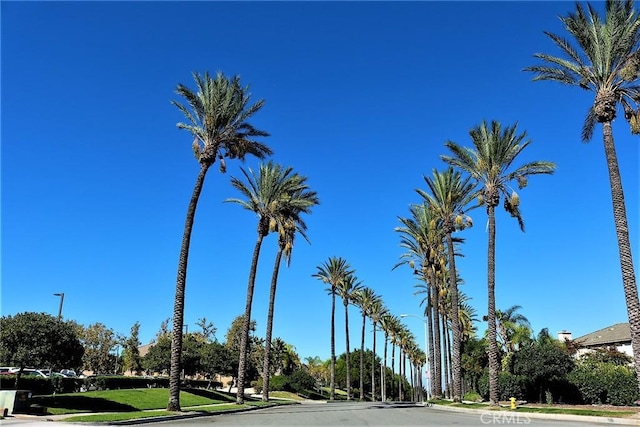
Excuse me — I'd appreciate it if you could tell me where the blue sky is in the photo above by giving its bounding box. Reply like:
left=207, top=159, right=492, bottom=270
left=2, top=1, right=638, bottom=365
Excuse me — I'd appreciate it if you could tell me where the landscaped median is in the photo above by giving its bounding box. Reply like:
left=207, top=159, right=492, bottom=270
left=430, top=399, right=640, bottom=425
left=22, top=388, right=297, bottom=423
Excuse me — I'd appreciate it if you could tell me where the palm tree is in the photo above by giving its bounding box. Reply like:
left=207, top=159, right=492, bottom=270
left=226, top=162, right=311, bottom=404
left=167, top=72, right=271, bottom=411
left=482, top=305, right=532, bottom=355
left=335, top=273, right=363, bottom=400
left=313, top=257, right=354, bottom=400
left=260, top=174, right=319, bottom=402
left=524, top=0, right=640, bottom=389
left=395, top=203, right=446, bottom=398
left=353, top=287, right=377, bottom=400
left=417, top=167, right=476, bottom=402
left=379, top=313, right=400, bottom=402
left=442, top=120, right=556, bottom=406
left=369, top=299, right=387, bottom=400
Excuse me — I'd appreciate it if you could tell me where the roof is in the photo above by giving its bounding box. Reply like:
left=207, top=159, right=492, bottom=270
left=574, top=323, right=631, bottom=347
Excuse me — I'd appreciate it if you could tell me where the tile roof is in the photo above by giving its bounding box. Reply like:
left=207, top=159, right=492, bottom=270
left=574, top=323, right=631, bottom=347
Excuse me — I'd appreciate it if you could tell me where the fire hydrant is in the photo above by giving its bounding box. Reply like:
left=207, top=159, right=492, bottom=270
left=510, top=397, right=517, bottom=409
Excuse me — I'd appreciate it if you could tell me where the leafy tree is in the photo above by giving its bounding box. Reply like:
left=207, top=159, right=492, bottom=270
left=143, top=333, right=171, bottom=375
left=79, top=322, right=119, bottom=375
left=0, top=312, right=83, bottom=387
left=313, top=257, right=354, bottom=400
left=224, top=315, right=257, bottom=392
left=461, top=337, right=488, bottom=394
left=525, top=0, right=640, bottom=393
left=168, top=71, right=271, bottom=411
left=201, top=341, right=237, bottom=383
left=195, top=317, right=216, bottom=342
left=122, top=321, right=143, bottom=375
left=442, top=120, right=556, bottom=405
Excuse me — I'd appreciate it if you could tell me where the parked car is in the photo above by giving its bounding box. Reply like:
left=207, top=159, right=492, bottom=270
left=60, top=369, right=77, bottom=377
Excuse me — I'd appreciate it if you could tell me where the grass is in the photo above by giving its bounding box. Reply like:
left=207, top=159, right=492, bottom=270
left=60, top=400, right=296, bottom=422
left=268, top=391, right=305, bottom=401
left=429, top=399, right=638, bottom=418
left=31, top=388, right=240, bottom=415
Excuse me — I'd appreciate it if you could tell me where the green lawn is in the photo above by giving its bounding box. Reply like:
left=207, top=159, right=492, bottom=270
left=31, top=388, right=239, bottom=415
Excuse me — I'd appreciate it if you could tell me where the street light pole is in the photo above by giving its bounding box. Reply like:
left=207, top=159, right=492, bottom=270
left=400, top=313, right=430, bottom=402
left=54, top=293, right=65, bottom=320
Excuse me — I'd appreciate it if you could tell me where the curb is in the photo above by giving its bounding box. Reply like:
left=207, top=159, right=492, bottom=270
left=430, top=403, right=640, bottom=426
left=107, top=406, right=265, bottom=425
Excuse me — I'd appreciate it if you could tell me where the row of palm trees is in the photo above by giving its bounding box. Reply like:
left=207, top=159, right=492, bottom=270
left=314, top=256, right=445, bottom=402
left=164, top=0, right=640, bottom=411
left=164, top=72, right=321, bottom=410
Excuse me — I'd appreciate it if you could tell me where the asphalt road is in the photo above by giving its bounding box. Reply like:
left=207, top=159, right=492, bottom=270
left=3, top=402, right=635, bottom=427
left=152, top=401, right=633, bottom=427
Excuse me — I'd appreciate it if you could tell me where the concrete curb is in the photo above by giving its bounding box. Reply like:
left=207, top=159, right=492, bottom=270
left=429, top=403, right=640, bottom=426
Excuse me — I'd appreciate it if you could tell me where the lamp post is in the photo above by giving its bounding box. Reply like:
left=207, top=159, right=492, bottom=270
left=54, top=293, right=65, bottom=320
left=400, top=313, right=429, bottom=402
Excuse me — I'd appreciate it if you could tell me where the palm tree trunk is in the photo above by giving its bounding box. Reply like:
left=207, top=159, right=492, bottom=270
left=487, top=204, right=499, bottom=406
left=409, top=359, right=414, bottom=401
left=441, top=314, right=450, bottom=399
left=261, top=247, right=284, bottom=402
left=330, top=289, right=336, bottom=401
left=371, top=321, right=377, bottom=400
left=236, top=232, right=266, bottom=404
left=446, top=232, right=462, bottom=402
left=602, top=122, right=640, bottom=393
left=168, top=163, right=210, bottom=412
left=382, top=333, right=388, bottom=402
left=399, top=349, right=404, bottom=401
left=426, top=291, right=435, bottom=400
left=390, top=343, right=396, bottom=400
left=432, top=283, right=443, bottom=399
left=446, top=319, right=453, bottom=399
left=359, top=313, right=365, bottom=401
left=344, top=301, right=351, bottom=400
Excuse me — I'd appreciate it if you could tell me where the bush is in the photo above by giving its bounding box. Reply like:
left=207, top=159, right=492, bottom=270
left=463, top=391, right=482, bottom=402
left=478, top=371, right=526, bottom=401
left=568, top=360, right=639, bottom=406
left=288, top=370, right=315, bottom=394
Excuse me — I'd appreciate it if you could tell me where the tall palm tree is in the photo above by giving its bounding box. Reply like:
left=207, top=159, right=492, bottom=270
left=313, top=257, right=354, bottom=400
left=226, top=162, right=310, bottom=404
left=260, top=175, right=319, bottom=402
left=369, top=299, right=388, bottom=400
left=524, top=0, right=640, bottom=389
left=167, top=72, right=271, bottom=411
left=418, top=167, right=476, bottom=402
left=395, top=203, right=446, bottom=399
left=353, top=287, right=377, bottom=401
left=379, top=313, right=400, bottom=402
left=442, top=120, right=556, bottom=406
left=335, top=273, right=363, bottom=400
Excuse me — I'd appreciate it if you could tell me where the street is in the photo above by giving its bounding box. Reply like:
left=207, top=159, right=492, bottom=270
left=1, top=402, right=635, bottom=427
left=158, top=401, right=632, bottom=427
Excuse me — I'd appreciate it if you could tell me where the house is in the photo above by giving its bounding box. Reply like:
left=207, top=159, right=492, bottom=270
left=571, top=323, right=633, bottom=359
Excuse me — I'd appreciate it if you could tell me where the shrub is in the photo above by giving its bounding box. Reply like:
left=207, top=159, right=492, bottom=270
left=463, top=391, right=482, bottom=402
left=568, top=360, right=639, bottom=406
left=288, top=370, right=315, bottom=394
left=478, top=371, right=526, bottom=401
